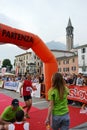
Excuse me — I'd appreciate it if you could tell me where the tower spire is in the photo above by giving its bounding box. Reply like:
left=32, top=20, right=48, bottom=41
left=68, top=17, right=72, bottom=27
left=66, top=18, right=74, bottom=50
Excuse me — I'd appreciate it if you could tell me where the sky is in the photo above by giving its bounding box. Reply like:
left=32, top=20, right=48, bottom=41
left=0, top=0, right=87, bottom=65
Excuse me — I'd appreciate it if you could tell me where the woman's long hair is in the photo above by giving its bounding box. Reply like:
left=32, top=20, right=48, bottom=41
left=51, top=72, right=65, bottom=100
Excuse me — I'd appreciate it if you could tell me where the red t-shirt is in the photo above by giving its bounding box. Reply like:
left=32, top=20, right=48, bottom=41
left=8, top=122, right=29, bottom=130
left=23, top=80, right=32, bottom=96
left=14, top=122, right=24, bottom=130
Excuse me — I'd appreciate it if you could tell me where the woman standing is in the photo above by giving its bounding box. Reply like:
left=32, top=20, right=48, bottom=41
left=45, top=72, right=70, bottom=130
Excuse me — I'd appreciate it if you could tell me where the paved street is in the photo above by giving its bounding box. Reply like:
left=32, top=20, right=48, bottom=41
left=0, top=88, right=87, bottom=130
left=0, top=88, right=48, bottom=109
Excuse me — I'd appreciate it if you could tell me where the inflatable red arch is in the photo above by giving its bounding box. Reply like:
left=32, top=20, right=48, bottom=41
left=0, top=23, right=58, bottom=99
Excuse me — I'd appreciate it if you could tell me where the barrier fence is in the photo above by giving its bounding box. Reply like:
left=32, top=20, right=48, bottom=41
left=68, top=85, right=87, bottom=104
left=0, top=80, right=87, bottom=102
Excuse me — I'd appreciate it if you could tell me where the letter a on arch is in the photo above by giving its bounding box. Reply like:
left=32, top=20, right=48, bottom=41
left=0, top=23, right=58, bottom=99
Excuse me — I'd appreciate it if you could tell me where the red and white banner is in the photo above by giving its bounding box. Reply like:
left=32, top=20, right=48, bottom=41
left=68, top=85, right=87, bottom=104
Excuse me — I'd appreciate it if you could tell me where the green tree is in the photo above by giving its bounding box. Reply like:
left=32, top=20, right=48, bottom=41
left=2, top=59, right=13, bottom=71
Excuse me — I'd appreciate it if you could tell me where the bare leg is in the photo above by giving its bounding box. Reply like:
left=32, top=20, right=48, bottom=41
left=26, top=99, right=32, bottom=113
left=25, top=99, right=32, bottom=118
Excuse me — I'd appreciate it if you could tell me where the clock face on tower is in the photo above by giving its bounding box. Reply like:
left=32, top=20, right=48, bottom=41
left=67, top=27, right=73, bottom=35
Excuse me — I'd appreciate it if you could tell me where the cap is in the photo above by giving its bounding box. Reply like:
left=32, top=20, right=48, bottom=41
left=11, top=99, right=19, bottom=107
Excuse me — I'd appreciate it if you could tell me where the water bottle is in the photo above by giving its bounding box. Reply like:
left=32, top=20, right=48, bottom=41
left=46, top=124, right=50, bottom=130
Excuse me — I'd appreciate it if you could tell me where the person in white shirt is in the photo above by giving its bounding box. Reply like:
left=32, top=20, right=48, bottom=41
left=76, top=73, right=84, bottom=86
left=6, top=110, right=29, bottom=130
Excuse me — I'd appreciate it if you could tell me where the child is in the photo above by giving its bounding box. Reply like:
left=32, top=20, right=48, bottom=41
left=7, top=110, right=29, bottom=130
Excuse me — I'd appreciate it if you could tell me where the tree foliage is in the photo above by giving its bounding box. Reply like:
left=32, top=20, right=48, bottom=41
left=2, top=59, right=12, bottom=71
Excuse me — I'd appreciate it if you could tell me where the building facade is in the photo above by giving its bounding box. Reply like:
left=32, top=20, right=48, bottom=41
left=14, top=51, right=42, bottom=76
left=57, top=55, right=78, bottom=74
left=75, top=44, right=87, bottom=74
left=51, top=49, right=78, bottom=75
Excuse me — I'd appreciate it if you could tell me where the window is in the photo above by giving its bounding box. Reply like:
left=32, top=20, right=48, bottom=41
left=63, top=60, right=67, bottom=64
left=73, top=66, right=76, bottom=71
left=59, top=61, right=61, bottom=65
left=37, top=69, right=39, bottom=73
left=63, top=68, right=66, bottom=72
left=34, top=55, right=36, bottom=59
left=63, top=60, right=65, bottom=64
left=26, top=55, right=28, bottom=59
left=37, top=57, right=40, bottom=60
left=71, top=66, right=73, bottom=70
left=24, top=56, right=25, bottom=60
left=82, top=66, right=86, bottom=72
left=81, top=48, right=85, bottom=53
left=66, top=59, right=69, bottom=64
left=71, top=66, right=76, bottom=71
left=58, top=68, right=61, bottom=72
left=82, top=55, right=85, bottom=60
left=67, top=67, right=69, bottom=71
left=72, top=58, right=75, bottom=63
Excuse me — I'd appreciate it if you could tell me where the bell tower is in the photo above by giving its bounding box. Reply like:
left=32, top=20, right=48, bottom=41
left=66, top=18, right=74, bottom=50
